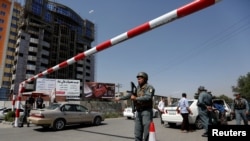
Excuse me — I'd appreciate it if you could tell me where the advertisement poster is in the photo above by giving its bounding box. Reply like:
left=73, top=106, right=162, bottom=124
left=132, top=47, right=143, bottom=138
left=36, top=78, right=80, bottom=96
left=84, top=82, right=115, bottom=98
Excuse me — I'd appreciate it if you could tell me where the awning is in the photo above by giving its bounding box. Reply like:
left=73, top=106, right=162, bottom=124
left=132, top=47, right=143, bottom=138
left=22, top=91, right=50, bottom=97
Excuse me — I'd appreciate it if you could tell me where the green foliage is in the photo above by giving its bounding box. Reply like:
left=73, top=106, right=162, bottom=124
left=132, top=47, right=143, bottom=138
left=213, top=95, right=233, bottom=103
left=232, top=72, right=250, bottom=101
left=4, top=111, right=15, bottom=122
left=104, top=112, right=122, bottom=118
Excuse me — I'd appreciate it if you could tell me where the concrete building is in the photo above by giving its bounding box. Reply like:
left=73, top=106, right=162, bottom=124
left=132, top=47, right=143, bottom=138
left=0, top=0, right=22, bottom=100
left=10, top=0, right=95, bottom=99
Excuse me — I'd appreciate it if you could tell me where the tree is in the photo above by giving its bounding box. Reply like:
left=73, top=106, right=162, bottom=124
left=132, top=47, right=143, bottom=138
left=213, top=94, right=233, bottom=104
left=231, top=72, right=250, bottom=101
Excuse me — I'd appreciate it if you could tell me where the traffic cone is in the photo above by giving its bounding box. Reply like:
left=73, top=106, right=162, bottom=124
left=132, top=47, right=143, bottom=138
left=149, top=121, right=156, bottom=141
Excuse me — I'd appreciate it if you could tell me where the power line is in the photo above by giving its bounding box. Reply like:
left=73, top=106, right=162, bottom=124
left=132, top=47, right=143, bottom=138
left=151, top=14, right=250, bottom=77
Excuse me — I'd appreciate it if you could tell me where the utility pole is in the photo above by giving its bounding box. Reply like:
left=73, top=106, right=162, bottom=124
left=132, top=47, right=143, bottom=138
left=116, top=83, right=122, bottom=95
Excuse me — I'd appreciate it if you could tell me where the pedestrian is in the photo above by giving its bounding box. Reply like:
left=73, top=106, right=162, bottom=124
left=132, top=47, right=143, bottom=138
left=196, top=86, right=213, bottom=137
left=36, top=94, right=44, bottom=109
left=176, top=93, right=193, bottom=133
left=231, top=93, right=249, bottom=125
left=158, top=97, right=165, bottom=125
left=28, top=95, right=35, bottom=109
left=21, top=97, right=32, bottom=127
left=115, top=72, right=155, bottom=141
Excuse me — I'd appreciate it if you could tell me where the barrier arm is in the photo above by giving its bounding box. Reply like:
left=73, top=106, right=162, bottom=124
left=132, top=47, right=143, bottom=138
left=14, top=0, right=221, bottom=127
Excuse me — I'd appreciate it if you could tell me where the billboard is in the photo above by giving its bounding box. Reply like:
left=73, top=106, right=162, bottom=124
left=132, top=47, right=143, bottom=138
left=36, top=78, right=80, bottom=96
left=84, top=82, right=115, bottom=98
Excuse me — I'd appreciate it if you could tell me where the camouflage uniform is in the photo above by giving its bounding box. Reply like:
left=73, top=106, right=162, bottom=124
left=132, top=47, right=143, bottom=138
left=231, top=94, right=249, bottom=125
left=120, top=73, right=155, bottom=141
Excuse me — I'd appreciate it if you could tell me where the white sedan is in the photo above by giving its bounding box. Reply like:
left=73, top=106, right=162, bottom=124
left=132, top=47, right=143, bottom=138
left=162, top=98, right=232, bottom=129
left=161, top=99, right=203, bottom=129
left=123, top=107, right=159, bottom=119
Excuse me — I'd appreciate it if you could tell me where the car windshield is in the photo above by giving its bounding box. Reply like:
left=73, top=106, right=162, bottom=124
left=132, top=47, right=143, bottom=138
left=169, top=102, right=178, bottom=107
left=46, top=103, right=61, bottom=110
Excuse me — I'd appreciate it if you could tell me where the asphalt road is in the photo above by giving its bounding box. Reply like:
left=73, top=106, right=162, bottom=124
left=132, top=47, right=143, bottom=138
left=0, top=117, right=239, bottom=141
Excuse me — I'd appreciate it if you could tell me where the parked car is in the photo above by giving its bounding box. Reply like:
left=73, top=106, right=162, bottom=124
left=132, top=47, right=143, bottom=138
left=123, top=107, right=159, bottom=119
left=27, top=102, right=105, bottom=130
left=0, top=107, right=24, bottom=120
left=162, top=99, right=203, bottom=129
left=0, top=106, right=6, bottom=111
left=162, top=98, right=233, bottom=129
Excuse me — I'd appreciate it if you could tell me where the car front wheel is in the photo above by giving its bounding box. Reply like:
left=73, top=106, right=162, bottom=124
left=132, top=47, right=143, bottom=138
left=53, top=119, right=65, bottom=130
left=195, top=117, right=203, bottom=129
left=93, top=116, right=102, bottom=126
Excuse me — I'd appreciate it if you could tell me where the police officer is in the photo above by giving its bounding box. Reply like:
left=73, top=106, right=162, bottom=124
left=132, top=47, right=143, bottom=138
left=231, top=93, right=249, bottom=125
left=115, top=72, right=155, bottom=141
left=196, top=86, right=213, bottom=137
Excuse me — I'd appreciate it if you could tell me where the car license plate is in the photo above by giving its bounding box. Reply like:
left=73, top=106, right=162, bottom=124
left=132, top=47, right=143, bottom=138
left=168, top=111, right=176, bottom=115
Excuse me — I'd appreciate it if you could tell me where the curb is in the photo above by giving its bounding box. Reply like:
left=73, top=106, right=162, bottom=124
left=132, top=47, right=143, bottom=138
left=0, top=121, right=14, bottom=128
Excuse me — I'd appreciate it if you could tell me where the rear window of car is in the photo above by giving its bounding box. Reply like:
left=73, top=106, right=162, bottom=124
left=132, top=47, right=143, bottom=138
left=188, top=101, right=194, bottom=106
left=169, top=100, right=194, bottom=107
left=46, top=103, right=61, bottom=110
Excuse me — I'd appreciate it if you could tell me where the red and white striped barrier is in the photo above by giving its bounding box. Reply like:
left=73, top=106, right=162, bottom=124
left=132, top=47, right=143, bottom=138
left=14, top=0, right=221, bottom=127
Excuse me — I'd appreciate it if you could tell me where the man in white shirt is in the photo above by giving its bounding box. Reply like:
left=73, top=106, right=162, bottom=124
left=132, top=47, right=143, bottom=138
left=158, top=97, right=165, bottom=125
left=177, top=93, right=193, bottom=132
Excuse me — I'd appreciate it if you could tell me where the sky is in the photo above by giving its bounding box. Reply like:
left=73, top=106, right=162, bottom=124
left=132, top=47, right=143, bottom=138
left=23, top=0, right=250, bottom=99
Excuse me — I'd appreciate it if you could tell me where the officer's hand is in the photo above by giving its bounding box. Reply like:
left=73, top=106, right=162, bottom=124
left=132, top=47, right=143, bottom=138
left=131, top=95, right=136, bottom=100
left=114, top=97, right=120, bottom=102
left=207, top=106, right=212, bottom=111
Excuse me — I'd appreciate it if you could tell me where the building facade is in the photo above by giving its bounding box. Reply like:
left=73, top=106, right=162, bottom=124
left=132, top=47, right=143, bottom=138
left=10, top=0, right=95, bottom=99
left=0, top=0, right=22, bottom=100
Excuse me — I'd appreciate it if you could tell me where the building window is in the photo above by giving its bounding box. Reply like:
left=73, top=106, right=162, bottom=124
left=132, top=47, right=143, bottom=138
left=32, top=3, right=42, bottom=15
left=4, top=72, right=12, bottom=77
left=11, top=23, right=17, bottom=28
left=2, top=81, right=11, bottom=86
left=2, top=3, right=7, bottom=8
left=7, top=47, right=15, bottom=52
left=5, top=64, right=12, bottom=68
left=13, top=9, right=20, bottom=14
left=0, top=11, right=6, bottom=16
left=10, top=31, right=17, bottom=36
left=12, top=16, right=18, bottom=21
left=19, top=53, right=23, bottom=57
left=8, top=39, right=16, bottom=44
left=6, top=55, right=14, bottom=60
